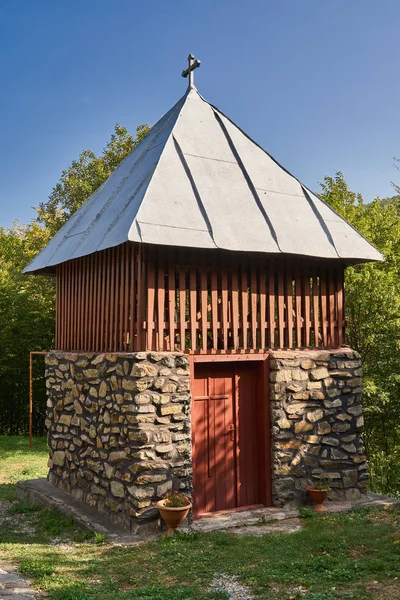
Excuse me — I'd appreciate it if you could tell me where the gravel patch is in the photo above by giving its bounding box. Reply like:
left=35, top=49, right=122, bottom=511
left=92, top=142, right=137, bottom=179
left=210, top=573, right=253, bottom=600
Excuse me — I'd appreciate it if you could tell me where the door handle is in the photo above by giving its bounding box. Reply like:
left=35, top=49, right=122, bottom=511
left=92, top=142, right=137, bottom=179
left=228, top=423, right=235, bottom=441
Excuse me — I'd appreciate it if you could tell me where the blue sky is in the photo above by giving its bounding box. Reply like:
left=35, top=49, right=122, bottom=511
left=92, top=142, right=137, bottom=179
left=0, top=0, right=399, bottom=229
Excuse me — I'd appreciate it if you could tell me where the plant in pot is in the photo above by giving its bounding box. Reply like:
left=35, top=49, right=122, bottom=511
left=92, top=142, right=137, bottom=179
left=157, top=491, right=192, bottom=535
left=306, top=473, right=331, bottom=512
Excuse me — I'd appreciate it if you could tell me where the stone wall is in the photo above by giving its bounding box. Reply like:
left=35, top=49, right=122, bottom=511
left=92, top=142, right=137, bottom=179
left=270, top=349, right=368, bottom=507
left=45, top=351, right=191, bottom=533
left=45, top=348, right=368, bottom=528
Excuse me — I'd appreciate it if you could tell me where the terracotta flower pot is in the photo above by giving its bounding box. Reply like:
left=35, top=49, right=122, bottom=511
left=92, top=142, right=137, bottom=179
left=306, top=487, right=330, bottom=512
left=156, top=500, right=192, bottom=535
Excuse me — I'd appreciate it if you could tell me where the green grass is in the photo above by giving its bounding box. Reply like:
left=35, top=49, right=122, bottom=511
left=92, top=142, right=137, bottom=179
left=1, top=437, right=400, bottom=599
left=0, top=435, right=48, bottom=500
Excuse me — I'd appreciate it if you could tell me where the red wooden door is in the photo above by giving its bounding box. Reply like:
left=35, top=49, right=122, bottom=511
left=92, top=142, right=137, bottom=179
left=192, top=361, right=268, bottom=516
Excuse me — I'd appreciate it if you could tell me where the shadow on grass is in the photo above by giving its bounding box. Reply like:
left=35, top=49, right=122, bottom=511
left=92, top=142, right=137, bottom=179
left=0, top=482, right=18, bottom=501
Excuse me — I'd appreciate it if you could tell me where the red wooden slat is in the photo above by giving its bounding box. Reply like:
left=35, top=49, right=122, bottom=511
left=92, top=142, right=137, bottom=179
left=221, top=262, right=229, bottom=351
left=337, top=266, right=344, bottom=347
left=250, top=263, right=258, bottom=349
left=268, top=267, right=275, bottom=350
left=158, top=259, right=166, bottom=351
left=168, top=257, right=176, bottom=351
left=99, top=251, right=106, bottom=351
left=295, top=272, right=302, bottom=348
left=328, top=267, right=336, bottom=347
left=241, top=258, right=249, bottom=349
left=147, top=248, right=156, bottom=350
left=259, top=265, right=266, bottom=350
left=104, top=250, right=111, bottom=351
left=231, top=266, right=239, bottom=350
left=113, top=246, right=120, bottom=351
left=277, top=271, right=285, bottom=349
left=84, top=256, right=90, bottom=351
left=304, top=271, right=311, bottom=348
left=286, top=265, right=293, bottom=349
left=129, top=244, right=136, bottom=351
left=179, top=267, right=186, bottom=351
left=55, top=267, right=60, bottom=348
left=211, top=262, right=218, bottom=349
left=320, top=268, right=328, bottom=347
left=70, top=261, right=76, bottom=350
left=190, top=255, right=197, bottom=351
left=312, top=270, right=319, bottom=348
left=201, top=256, right=208, bottom=351
left=118, top=244, right=125, bottom=350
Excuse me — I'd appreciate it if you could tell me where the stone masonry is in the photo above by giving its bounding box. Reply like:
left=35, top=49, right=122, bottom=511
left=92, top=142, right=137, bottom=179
left=45, top=348, right=368, bottom=530
left=270, top=349, right=368, bottom=507
left=45, top=351, right=191, bottom=534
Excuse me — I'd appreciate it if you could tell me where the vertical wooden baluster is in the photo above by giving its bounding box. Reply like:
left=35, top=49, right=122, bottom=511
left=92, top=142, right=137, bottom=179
left=158, top=255, right=166, bottom=351
left=87, top=255, right=92, bottom=351
left=190, top=253, right=197, bottom=351
left=136, top=245, right=144, bottom=350
left=231, top=263, right=239, bottom=350
left=61, top=263, right=65, bottom=349
left=80, top=258, right=85, bottom=350
left=123, top=244, right=129, bottom=350
left=312, top=269, right=319, bottom=347
left=118, top=244, right=125, bottom=351
left=105, top=249, right=111, bottom=351
left=93, top=253, right=98, bottom=351
left=259, top=264, right=266, bottom=350
left=74, top=261, right=78, bottom=350
left=268, top=265, right=275, bottom=350
left=147, top=248, right=155, bottom=350
left=55, top=267, right=60, bottom=349
left=337, top=266, right=344, bottom=347
left=179, top=262, right=186, bottom=351
left=67, top=262, right=72, bottom=350
left=250, top=262, right=258, bottom=349
left=58, top=265, right=62, bottom=349
left=73, top=262, right=77, bottom=351
left=221, top=257, right=229, bottom=350
left=168, top=252, right=176, bottom=351
left=82, top=257, right=88, bottom=351
left=278, top=270, right=285, bottom=349
left=99, top=252, right=106, bottom=351
left=76, top=260, right=82, bottom=350
left=112, top=247, right=119, bottom=351
left=211, top=258, right=218, bottom=350
left=129, top=245, right=136, bottom=351
left=329, top=267, right=336, bottom=347
left=320, top=268, right=328, bottom=347
left=241, top=257, right=249, bottom=350
left=84, top=257, right=89, bottom=350
left=286, top=263, right=293, bottom=349
left=295, top=271, right=302, bottom=348
left=201, top=254, right=208, bottom=351
left=304, top=269, right=311, bottom=348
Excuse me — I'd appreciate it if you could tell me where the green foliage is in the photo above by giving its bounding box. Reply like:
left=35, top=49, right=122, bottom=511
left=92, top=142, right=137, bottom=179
left=299, top=507, right=315, bottom=519
left=0, top=124, right=149, bottom=434
left=320, top=172, right=400, bottom=495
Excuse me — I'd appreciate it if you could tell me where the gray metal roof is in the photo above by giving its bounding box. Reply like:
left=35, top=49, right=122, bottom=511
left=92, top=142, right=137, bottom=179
left=25, top=87, right=383, bottom=274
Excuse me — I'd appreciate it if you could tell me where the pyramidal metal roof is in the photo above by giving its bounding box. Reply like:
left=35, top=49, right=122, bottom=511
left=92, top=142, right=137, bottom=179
left=25, top=86, right=383, bottom=274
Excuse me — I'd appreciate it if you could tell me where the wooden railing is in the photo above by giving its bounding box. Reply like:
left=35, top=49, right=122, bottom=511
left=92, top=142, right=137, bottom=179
left=56, top=243, right=345, bottom=353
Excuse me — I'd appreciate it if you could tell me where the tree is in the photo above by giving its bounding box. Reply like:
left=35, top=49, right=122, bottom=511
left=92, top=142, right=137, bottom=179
left=321, top=173, right=400, bottom=494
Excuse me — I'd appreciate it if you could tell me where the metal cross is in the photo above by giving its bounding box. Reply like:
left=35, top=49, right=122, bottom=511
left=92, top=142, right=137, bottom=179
left=182, top=53, right=201, bottom=88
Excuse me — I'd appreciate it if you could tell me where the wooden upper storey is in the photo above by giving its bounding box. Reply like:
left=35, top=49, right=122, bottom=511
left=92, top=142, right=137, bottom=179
left=55, top=242, right=345, bottom=353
